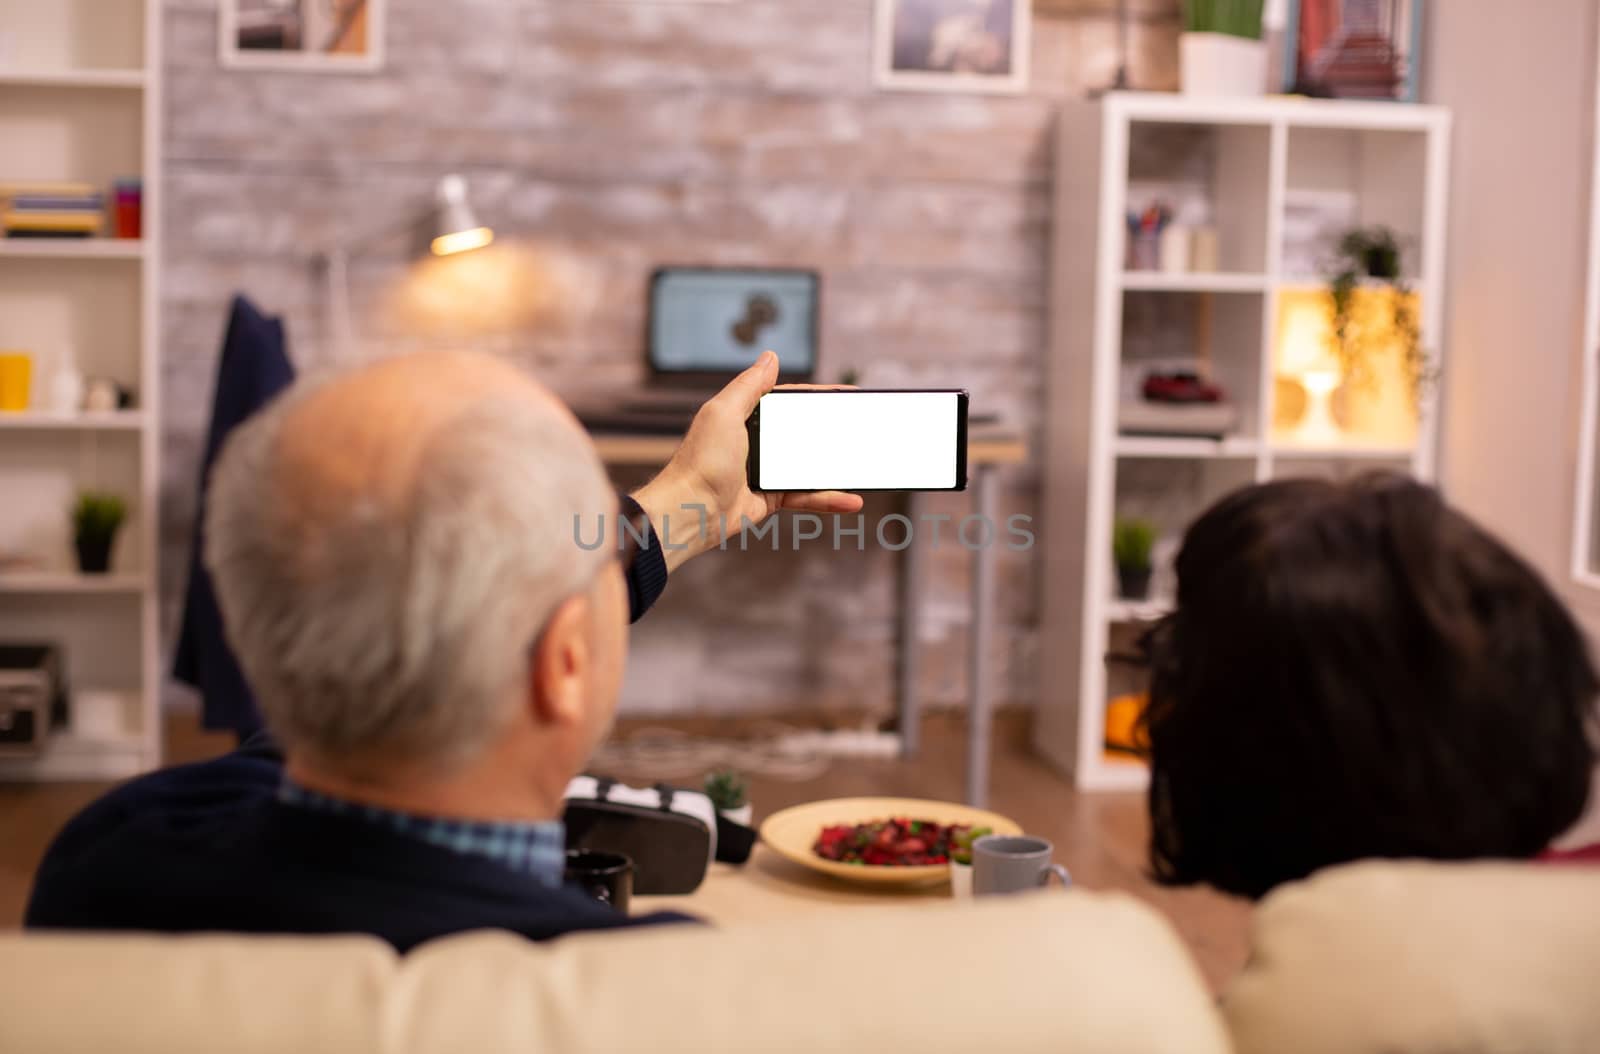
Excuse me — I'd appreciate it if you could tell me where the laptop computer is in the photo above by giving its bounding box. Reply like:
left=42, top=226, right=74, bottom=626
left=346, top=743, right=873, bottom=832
left=573, top=267, right=821, bottom=434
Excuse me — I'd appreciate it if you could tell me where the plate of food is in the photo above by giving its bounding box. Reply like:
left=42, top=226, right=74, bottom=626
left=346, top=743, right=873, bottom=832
left=759, top=796, right=1023, bottom=886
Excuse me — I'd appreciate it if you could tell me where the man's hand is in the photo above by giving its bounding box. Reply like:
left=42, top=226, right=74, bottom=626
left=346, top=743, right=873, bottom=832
left=632, top=351, right=864, bottom=573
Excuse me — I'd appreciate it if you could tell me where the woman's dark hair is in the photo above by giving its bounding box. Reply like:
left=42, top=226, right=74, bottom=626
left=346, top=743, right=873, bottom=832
left=1145, top=473, right=1598, bottom=900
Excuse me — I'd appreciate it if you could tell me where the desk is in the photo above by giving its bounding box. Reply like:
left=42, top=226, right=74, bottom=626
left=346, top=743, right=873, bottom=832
left=594, top=428, right=1028, bottom=807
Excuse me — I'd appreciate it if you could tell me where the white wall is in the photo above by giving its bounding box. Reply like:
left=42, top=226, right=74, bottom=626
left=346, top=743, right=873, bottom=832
left=1428, top=0, right=1600, bottom=848
left=1427, top=0, right=1600, bottom=838
left=1427, top=0, right=1600, bottom=633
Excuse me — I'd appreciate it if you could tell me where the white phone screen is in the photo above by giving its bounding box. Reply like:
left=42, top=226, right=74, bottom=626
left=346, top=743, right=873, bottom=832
left=753, top=390, right=964, bottom=491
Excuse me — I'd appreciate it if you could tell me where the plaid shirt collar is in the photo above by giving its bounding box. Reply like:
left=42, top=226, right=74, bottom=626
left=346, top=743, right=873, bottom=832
left=278, top=779, right=566, bottom=888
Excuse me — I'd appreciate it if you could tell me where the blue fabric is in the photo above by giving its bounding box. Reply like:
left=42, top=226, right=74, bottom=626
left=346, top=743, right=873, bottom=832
left=172, top=295, right=294, bottom=738
left=24, top=734, right=697, bottom=951
left=620, top=493, right=669, bottom=622
left=277, top=780, right=567, bottom=888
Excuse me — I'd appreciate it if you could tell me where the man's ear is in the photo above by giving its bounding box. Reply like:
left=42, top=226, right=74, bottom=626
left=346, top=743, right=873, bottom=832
left=529, top=594, right=592, bottom=728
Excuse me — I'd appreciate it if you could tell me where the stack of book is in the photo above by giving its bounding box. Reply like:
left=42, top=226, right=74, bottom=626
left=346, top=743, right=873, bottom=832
left=1, top=182, right=104, bottom=238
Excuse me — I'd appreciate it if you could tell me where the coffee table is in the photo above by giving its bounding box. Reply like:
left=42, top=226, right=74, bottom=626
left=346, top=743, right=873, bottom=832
left=633, top=844, right=954, bottom=925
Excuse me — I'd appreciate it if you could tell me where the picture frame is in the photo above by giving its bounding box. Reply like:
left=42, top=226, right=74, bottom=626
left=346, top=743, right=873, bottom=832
left=219, top=0, right=385, bottom=73
left=1283, top=0, right=1422, bottom=103
left=874, top=0, right=1031, bottom=95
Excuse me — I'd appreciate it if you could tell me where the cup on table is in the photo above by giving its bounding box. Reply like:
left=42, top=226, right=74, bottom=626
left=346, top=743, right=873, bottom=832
left=971, top=835, right=1072, bottom=897
left=0, top=352, right=32, bottom=412
left=564, top=849, right=634, bottom=914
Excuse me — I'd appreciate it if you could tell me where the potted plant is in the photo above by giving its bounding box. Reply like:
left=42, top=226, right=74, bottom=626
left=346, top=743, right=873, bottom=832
left=1325, top=226, right=1428, bottom=410
left=704, top=769, right=752, bottom=826
left=1112, top=518, right=1156, bottom=601
left=1181, top=0, right=1267, bottom=97
left=948, top=825, right=992, bottom=899
left=71, top=492, right=126, bottom=575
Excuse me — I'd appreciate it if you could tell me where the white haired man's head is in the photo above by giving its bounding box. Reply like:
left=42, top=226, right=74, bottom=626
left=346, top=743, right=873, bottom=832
left=205, top=350, right=628, bottom=805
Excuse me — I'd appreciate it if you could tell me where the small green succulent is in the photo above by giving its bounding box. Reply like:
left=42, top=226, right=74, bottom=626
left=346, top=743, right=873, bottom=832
left=704, top=769, right=749, bottom=811
left=72, top=492, right=127, bottom=543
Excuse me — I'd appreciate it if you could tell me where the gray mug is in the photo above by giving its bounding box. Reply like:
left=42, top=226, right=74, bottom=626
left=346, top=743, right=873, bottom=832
left=971, top=835, right=1072, bottom=896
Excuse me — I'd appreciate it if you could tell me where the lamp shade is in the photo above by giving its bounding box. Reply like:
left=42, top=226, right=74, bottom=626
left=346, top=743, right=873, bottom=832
left=430, top=174, right=493, bottom=256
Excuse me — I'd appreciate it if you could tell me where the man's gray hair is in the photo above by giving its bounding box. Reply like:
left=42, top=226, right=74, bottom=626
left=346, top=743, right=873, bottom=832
left=204, top=377, right=614, bottom=772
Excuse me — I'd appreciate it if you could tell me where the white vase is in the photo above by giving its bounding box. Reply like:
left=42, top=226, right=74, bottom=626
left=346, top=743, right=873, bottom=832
left=1180, top=32, right=1268, bottom=97
left=719, top=804, right=753, bottom=827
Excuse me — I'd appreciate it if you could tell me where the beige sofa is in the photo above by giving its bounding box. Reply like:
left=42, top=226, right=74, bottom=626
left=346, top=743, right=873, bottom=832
left=1, top=861, right=1595, bottom=1054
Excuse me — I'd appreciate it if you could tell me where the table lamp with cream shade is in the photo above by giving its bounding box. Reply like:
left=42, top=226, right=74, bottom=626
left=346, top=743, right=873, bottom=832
left=1276, top=291, right=1345, bottom=446
left=1275, top=285, right=1422, bottom=450
left=323, top=174, right=496, bottom=353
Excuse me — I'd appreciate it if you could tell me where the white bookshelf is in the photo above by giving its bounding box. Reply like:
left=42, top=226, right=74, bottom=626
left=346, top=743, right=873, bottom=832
left=0, top=0, right=162, bottom=780
left=1036, top=93, right=1451, bottom=792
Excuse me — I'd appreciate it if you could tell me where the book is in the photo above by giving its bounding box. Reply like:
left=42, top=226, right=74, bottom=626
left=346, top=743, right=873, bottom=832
left=0, top=181, right=97, bottom=199
left=8, top=196, right=104, bottom=212
left=3, top=211, right=103, bottom=233
left=4, top=230, right=94, bottom=239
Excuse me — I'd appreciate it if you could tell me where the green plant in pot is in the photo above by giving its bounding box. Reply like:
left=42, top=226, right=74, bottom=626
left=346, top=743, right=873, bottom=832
left=1112, top=518, right=1157, bottom=601
left=1181, top=0, right=1266, bottom=96
left=1325, top=226, right=1428, bottom=411
left=72, top=492, right=126, bottom=575
left=704, top=768, right=752, bottom=826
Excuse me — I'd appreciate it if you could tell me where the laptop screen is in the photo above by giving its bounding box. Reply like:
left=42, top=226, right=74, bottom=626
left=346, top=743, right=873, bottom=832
left=649, top=268, right=818, bottom=379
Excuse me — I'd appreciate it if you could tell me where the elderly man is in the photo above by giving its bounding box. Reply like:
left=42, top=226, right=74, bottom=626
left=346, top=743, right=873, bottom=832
left=26, top=349, right=859, bottom=949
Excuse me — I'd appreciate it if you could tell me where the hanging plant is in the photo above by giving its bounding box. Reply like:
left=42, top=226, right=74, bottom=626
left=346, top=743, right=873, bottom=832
left=1324, top=226, right=1429, bottom=411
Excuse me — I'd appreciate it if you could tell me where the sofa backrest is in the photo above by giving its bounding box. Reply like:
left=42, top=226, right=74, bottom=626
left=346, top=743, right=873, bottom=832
left=0, top=889, right=1229, bottom=1054
left=1223, top=860, right=1600, bottom=1054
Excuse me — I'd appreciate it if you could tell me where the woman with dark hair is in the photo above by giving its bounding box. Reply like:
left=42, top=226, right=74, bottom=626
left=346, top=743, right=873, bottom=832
left=1144, top=473, right=1599, bottom=900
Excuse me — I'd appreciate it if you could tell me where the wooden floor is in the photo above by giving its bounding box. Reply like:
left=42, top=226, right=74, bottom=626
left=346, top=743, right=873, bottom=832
left=0, top=709, right=1252, bottom=992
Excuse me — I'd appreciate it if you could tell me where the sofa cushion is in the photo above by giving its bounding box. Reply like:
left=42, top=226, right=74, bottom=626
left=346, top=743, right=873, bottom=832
left=0, top=890, right=1227, bottom=1054
left=0, top=931, right=394, bottom=1054
left=1223, top=860, right=1600, bottom=1054
left=389, top=889, right=1228, bottom=1054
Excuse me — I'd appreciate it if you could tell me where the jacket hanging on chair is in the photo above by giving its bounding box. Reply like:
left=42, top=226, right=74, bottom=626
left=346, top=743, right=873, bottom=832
left=172, top=295, right=294, bottom=739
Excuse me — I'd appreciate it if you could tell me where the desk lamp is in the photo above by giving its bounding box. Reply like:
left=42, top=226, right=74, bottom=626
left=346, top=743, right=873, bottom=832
left=323, top=174, right=495, bottom=351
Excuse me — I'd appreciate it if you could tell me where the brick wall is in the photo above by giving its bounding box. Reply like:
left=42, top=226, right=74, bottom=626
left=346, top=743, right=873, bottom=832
left=160, top=0, right=1181, bottom=715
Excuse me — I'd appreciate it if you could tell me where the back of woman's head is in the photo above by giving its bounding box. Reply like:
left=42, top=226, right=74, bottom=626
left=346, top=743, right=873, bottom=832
left=1146, top=473, right=1598, bottom=900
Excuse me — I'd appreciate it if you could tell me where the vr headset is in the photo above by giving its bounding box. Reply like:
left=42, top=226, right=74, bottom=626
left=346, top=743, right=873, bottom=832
left=563, top=776, right=757, bottom=895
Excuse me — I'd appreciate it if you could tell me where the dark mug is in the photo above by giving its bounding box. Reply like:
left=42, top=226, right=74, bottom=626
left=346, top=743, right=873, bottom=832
left=564, top=849, right=633, bottom=914
left=971, top=835, right=1072, bottom=897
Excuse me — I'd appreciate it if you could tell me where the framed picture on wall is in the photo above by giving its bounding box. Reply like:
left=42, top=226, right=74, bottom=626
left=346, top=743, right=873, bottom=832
left=220, top=0, right=386, bottom=73
left=1284, top=0, right=1422, bottom=102
left=874, top=0, right=1031, bottom=94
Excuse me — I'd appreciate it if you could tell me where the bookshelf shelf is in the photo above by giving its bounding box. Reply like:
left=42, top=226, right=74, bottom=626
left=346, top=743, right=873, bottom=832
left=1119, top=271, right=1270, bottom=293
left=0, top=69, right=146, bottom=90
left=0, top=573, right=148, bottom=595
left=0, top=239, right=145, bottom=260
left=0, top=411, right=146, bottom=431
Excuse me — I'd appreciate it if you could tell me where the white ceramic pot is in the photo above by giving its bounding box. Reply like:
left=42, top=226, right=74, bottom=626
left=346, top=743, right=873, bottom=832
left=1180, top=31, right=1268, bottom=97
left=719, top=804, right=754, bottom=827
left=949, top=859, right=974, bottom=899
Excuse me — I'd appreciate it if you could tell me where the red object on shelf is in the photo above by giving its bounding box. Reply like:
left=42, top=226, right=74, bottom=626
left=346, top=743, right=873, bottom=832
left=112, top=180, right=142, bottom=239
left=1142, top=371, right=1225, bottom=404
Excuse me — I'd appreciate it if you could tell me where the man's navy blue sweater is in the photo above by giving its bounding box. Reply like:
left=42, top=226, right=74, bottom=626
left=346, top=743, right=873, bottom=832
left=25, top=736, right=694, bottom=950
left=26, top=500, right=688, bottom=949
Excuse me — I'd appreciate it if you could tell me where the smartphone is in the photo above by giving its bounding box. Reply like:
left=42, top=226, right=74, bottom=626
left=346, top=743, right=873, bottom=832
left=745, top=389, right=969, bottom=492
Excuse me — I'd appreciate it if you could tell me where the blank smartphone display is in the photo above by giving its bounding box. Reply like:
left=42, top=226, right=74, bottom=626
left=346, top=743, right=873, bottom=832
left=751, top=390, right=966, bottom=491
